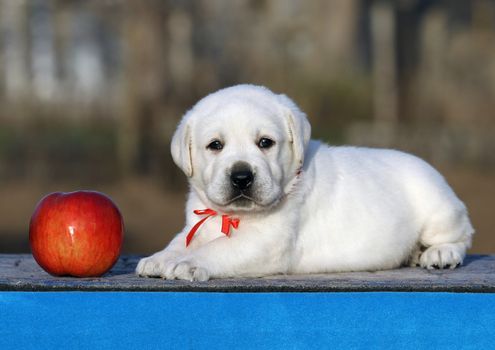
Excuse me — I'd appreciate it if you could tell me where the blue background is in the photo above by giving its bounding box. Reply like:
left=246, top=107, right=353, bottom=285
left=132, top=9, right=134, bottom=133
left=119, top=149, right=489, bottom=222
left=1, top=292, right=494, bottom=349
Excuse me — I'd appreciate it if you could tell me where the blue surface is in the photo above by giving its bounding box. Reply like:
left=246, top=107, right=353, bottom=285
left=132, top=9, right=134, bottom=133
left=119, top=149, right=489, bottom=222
left=1, top=292, right=494, bottom=349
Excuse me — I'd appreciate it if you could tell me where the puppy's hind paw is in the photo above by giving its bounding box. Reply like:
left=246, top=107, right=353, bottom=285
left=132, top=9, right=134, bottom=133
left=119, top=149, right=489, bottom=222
left=420, top=243, right=463, bottom=270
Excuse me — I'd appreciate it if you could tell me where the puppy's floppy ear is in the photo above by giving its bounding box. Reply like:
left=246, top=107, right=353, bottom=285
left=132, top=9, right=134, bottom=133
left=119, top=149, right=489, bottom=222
left=278, top=94, right=311, bottom=168
left=170, top=117, right=193, bottom=177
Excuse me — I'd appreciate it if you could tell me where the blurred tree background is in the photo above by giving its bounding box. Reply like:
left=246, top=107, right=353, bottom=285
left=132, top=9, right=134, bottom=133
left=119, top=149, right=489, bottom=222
left=0, top=0, right=494, bottom=254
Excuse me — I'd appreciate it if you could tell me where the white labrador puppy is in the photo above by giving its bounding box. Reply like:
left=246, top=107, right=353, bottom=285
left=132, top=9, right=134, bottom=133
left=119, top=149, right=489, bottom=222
left=136, top=84, right=474, bottom=281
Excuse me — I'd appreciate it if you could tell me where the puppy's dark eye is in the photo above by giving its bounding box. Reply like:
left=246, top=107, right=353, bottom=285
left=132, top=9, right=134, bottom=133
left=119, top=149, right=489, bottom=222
left=258, top=138, right=275, bottom=149
left=207, top=140, right=223, bottom=151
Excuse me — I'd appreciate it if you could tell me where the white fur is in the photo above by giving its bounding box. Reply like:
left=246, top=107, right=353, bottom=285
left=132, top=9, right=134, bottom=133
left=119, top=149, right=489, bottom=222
left=136, top=85, right=474, bottom=281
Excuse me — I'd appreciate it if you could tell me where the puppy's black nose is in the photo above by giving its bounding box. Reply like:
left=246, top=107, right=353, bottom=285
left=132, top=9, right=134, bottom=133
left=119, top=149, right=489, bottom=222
left=230, top=170, right=254, bottom=190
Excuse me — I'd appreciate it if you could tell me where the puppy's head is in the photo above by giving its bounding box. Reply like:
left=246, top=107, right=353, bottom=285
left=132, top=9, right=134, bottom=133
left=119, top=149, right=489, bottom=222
left=171, top=85, right=311, bottom=212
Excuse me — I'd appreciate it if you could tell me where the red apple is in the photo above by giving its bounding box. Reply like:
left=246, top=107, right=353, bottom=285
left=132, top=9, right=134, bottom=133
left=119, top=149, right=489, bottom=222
left=29, top=191, right=124, bottom=277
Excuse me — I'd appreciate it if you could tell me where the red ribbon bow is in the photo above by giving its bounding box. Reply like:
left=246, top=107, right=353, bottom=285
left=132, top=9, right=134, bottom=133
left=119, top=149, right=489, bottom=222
left=185, top=209, right=240, bottom=247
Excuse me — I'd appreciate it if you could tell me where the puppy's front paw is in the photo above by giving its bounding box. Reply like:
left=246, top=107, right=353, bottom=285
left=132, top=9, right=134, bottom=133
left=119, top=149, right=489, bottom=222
left=164, top=260, right=210, bottom=282
left=136, top=254, right=174, bottom=277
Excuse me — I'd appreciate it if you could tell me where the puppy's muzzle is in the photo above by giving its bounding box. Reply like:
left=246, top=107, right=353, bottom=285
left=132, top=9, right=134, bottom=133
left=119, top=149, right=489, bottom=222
left=230, top=162, right=254, bottom=191
left=231, top=170, right=253, bottom=190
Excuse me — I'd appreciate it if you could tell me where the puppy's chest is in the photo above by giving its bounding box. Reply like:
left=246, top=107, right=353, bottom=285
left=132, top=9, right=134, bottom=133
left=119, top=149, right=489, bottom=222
left=187, top=216, right=238, bottom=246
